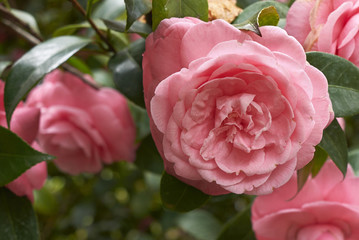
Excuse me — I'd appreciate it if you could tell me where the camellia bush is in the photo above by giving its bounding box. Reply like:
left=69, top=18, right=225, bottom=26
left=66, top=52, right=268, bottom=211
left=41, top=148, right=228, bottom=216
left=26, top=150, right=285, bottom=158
left=1, top=0, right=359, bottom=239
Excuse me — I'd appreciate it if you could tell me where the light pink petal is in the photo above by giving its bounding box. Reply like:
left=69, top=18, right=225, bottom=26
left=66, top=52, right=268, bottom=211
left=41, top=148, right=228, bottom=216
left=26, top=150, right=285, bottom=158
left=180, top=19, right=251, bottom=66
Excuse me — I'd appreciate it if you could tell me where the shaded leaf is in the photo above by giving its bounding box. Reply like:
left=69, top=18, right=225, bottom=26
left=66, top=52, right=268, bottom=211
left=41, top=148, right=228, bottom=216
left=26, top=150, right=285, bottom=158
left=0, top=126, right=54, bottom=186
left=135, top=135, right=163, bottom=175
left=328, top=85, right=359, bottom=117
left=295, top=146, right=328, bottom=196
left=296, top=161, right=312, bottom=196
left=52, top=19, right=106, bottom=37
left=108, top=38, right=145, bottom=108
left=125, top=0, right=152, bottom=30
left=152, top=0, right=208, bottom=30
left=349, top=148, right=359, bottom=176
left=160, top=172, right=210, bottom=212
left=233, top=1, right=288, bottom=25
left=0, top=188, right=39, bottom=240
left=103, top=19, right=152, bottom=37
left=311, top=145, right=328, bottom=177
left=306, top=51, right=359, bottom=90
left=319, top=119, right=348, bottom=176
left=0, top=61, right=11, bottom=77
left=4, top=36, right=91, bottom=126
left=217, top=207, right=256, bottom=240
left=177, top=210, right=221, bottom=240
left=129, top=102, right=150, bottom=142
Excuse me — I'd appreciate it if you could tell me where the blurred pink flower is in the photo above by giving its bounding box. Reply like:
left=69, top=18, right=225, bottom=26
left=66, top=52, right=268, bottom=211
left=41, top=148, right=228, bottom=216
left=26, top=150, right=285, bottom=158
left=286, top=0, right=359, bottom=66
left=26, top=70, right=136, bottom=175
left=252, top=160, right=359, bottom=240
left=0, top=81, right=47, bottom=201
left=143, top=18, right=333, bottom=195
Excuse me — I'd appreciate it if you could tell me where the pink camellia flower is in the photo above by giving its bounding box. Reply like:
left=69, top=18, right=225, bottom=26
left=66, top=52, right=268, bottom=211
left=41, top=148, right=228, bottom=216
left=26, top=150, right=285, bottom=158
left=143, top=18, right=333, bottom=195
left=0, top=81, right=47, bottom=201
left=285, top=0, right=359, bottom=66
left=251, top=160, right=359, bottom=240
left=26, top=70, right=136, bottom=175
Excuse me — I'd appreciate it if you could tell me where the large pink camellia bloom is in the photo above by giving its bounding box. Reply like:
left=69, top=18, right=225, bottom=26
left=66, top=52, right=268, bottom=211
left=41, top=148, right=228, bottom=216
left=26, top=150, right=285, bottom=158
left=252, top=160, right=359, bottom=240
left=143, top=18, right=333, bottom=195
left=26, top=70, right=136, bottom=175
left=286, top=0, right=359, bottom=66
left=0, top=81, right=47, bottom=201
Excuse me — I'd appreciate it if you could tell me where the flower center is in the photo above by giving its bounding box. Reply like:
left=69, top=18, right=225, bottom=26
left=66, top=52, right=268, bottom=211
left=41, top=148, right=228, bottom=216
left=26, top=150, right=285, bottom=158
left=296, top=224, right=345, bottom=240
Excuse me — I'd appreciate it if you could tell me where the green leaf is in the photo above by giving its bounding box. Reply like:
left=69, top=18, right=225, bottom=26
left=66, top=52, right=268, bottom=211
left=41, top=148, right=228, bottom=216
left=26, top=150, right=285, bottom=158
left=0, top=188, right=39, bottom=240
left=135, top=135, right=163, bottom=174
left=236, top=0, right=259, bottom=9
left=0, top=61, right=11, bottom=77
left=160, top=171, right=210, bottom=212
left=66, top=56, right=92, bottom=75
left=152, top=0, right=208, bottom=30
left=328, top=86, right=359, bottom=117
left=233, top=1, right=288, bottom=25
left=177, top=210, right=221, bottom=240
left=319, top=119, right=348, bottom=176
left=0, top=126, right=54, bottom=186
left=311, top=145, right=328, bottom=177
left=108, top=38, right=145, bottom=108
left=11, top=9, right=41, bottom=35
left=233, top=6, right=279, bottom=36
left=306, top=52, right=359, bottom=90
left=295, top=146, right=328, bottom=196
left=52, top=19, right=106, bottom=37
left=103, top=19, right=152, bottom=37
left=349, top=148, right=359, bottom=176
left=92, top=0, right=126, bottom=20
left=124, top=0, right=152, bottom=30
left=217, top=207, right=256, bottom=240
left=129, top=102, right=150, bottom=141
left=4, top=36, right=91, bottom=126
left=296, top=161, right=312, bottom=196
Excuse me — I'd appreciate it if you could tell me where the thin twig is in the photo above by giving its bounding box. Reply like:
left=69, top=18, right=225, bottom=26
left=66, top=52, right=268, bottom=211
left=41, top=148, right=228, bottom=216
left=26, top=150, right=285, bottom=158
left=62, top=64, right=99, bottom=89
left=0, top=3, right=100, bottom=90
left=0, top=4, right=43, bottom=42
left=69, top=0, right=117, bottom=53
left=1, top=19, right=40, bottom=45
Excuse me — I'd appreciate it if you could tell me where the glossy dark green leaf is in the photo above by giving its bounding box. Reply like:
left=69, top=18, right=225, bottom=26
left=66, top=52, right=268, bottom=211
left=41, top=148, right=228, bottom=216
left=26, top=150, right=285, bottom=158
left=52, top=19, right=107, bottom=37
left=4, top=36, right=91, bottom=126
left=306, top=52, right=359, bottom=90
left=233, top=6, right=279, bottom=36
left=311, top=145, right=328, bottom=177
left=160, top=172, right=210, bottom=212
left=233, top=1, right=288, bottom=25
left=0, top=61, right=11, bottom=77
left=0, top=126, right=54, bottom=186
left=318, top=119, right=348, bottom=176
left=328, top=86, right=359, bottom=117
left=177, top=210, right=221, bottom=240
left=217, top=207, right=256, bottom=240
left=0, top=188, right=39, bottom=240
left=108, top=38, right=145, bottom=108
left=152, top=0, right=208, bottom=30
left=135, top=135, right=163, bottom=174
left=103, top=19, right=152, bottom=37
left=124, top=0, right=152, bottom=30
